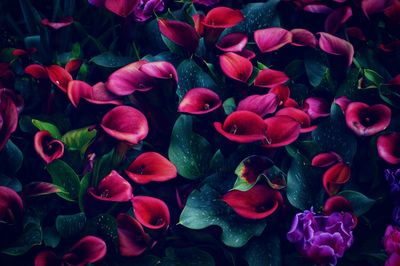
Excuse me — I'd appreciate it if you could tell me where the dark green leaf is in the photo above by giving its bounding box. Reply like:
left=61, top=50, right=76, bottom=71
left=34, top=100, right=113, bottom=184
left=222, top=98, right=236, bottom=115
left=0, top=174, right=22, bottom=192
left=304, top=49, right=330, bottom=88
left=242, top=233, right=281, bottom=266
left=90, top=52, right=134, bottom=68
left=46, top=160, right=81, bottom=201
left=162, top=247, right=215, bottom=266
left=43, top=227, right=60, bottom=248
left=338, top=190, right=375, bottom=216
left=56, top=213, right=86, bottom=238
left=0, top=140, right=23, bottom=175
left=1, top=222, right=42, bottom=256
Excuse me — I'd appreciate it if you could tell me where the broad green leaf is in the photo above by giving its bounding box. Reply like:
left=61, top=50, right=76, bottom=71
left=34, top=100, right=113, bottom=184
left=46, top=160, right=81, bottom=201
left=61, top=127, right=97, bottom=155
left=169, top=115, right=213, bottom=180
left=223, top=98, right=236, bottom=115
left=87, top=214, right=119, bottom=251
left=304, top=49, right=330, bottom=88
left=242, top=233, right=281, bottom=266
left=0, top=140, right=23, bottom=175
left=162, top=247, right=215, bottom=266
left=56, top=213, right=86, bottom=238
left=43, top=227, right=60, bottom=248
left=32, top=119, right=62, bottom=139
left=363, top=69, right=384, bottom=86
left=90, top=52, right=134, bottom=68
left=1, top=222, right=42, bottom=256
left=0, top=174, right=22, bottom=192
left=338, top=190, right=375, bottom=216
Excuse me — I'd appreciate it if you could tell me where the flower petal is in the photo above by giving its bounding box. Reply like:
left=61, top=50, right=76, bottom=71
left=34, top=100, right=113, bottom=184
left=254, top=68, right=289, bottom=88
left=323, top=163, right=351, bottom=195
left=63, top=236, right=107, bottom=265
left=46, top=65, right=73, bottom=92
left=303, top=97, right=331, bottom=120
left=377, top=132, right=400, bottom=165
left=324, top=6, right=352, bottom=34
left=41, top=17, right=74, bottom=30
left=178, top=88, right=222, bottom=115
left=140, top=61, right=178, bottom=84
left=262, top=116, right=301, bottom=148
left=0, top=186, right=23, bottom=224
left=158, top=19, right=200, bottom=53
left=202, top=7, right=244, bottom=28
left=237, top=93, right=279, bottom=117
left=88, top=170, right=133, bottom=202
left=290, top=29, right=317, bottom=48
left=312, top=152, right=343, bottom=168
left=318, top=32, right=354, bottom=66
left=254, top=27, right=293, bottom=53
left=34, top=130, right=64, bottom=164
left=25, top=64, right=48, bottom=79
left=219, top=52, right=253, bottom=83
left=216, top=33, right=248, bottom=52
left=0, top=89, right=18, bottom=151
left=104, top=0, right=139, bottom=17
left=276, top=107, right=316, bottom=133
left=132, top=196, right=170, bottom=230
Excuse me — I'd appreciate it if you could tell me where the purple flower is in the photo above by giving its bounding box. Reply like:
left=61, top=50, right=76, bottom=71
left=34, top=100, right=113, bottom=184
left=385, top=168, right=400, bottom=196
left=287, top=210, right=355, bottom=266
left=393, top=206, right=400, bottom=227
left=193, top=0, right=220, bottom=7
left=133, top=0, right=164, bottom=22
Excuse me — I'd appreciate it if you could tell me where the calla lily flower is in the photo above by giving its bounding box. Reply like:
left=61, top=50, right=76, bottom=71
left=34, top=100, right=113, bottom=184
left=214, top=111, right=268, bottom=143
left=237, top=93, right=279, bottom=117
left=222, top=184, right=283, bottom=219
left=262, top=116, right=301, bottom=148
left=0, top=89, right=18, bottom=151
left=304, top=4, right=333, bottom=14
left=125, top=152, right=177, bottom=184
left=25, top=64, right=73, bottom=92
left=139, top=61, right=178, bottom=84
left=377, top=132, right=400, bottom=165
left=290, top=29, right=317, bottom=48
left=345, top=102, right=391, bottom=136
left=254, top=27, right=292, bottom=53
left=346, top=27, right=366, bottom=41
left=276, top=107, right=317, bottom=133
left=270, top=85, right=291, bottom=105
left=318, top=32, right=354, bottom=66
left=100, top=106, right=149, bottom=145
left=67, top=80, right=122, bottom=107
left=324, top=196, right=354, bottom=215
left=312, top=152, right=342, bottom=168
left=65, top=59, right=82, bottom=75
left=117, top=213, right=152, bottom=257
left=254, top=68, right=289, bottom=88
left=34, top=130, right=64, bottom=164
left=303, top=97, right=330, bottom=120
left=158, top=19, right=200, bottom=54
left=324, top=6, right=352, bottom=34
left=335, top=96, right=351, bottom=113
left=219, top=52, right=253, bottom=83
left=104, top=0, right=139, bottom=17
left=132, top=196, right=170, bottom=230
left=0, top=186, right=23, bottom=224
left=41, top=17, right=74, bottom=30
left=23, top=182, right=62, bottom=198
left=88, top=170, right=133, bottom=202
left=362, top=0, right=392, bottom=18
left=216, top=33, right=248, bottom=52
left=323, top=163, right=351, bottom=195
left=178, top=88, right=222, bottom=115
left=237, top=49, right=256, bottom=59
left=192, top=14, right=204, bottom=36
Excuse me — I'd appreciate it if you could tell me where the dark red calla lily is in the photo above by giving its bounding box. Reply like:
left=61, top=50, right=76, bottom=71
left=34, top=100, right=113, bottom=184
left=132, top=196, right=170, bottom=230
left=117, top=213, right=151, bottom=257
left=106, top=60, right=154, bottom=96
left=323, top=163, right=351, bottom=196
left=192, top=13, right=204, bottom=36
left=178, top=88, right=222, bottom=115
left=222, top=184, right=283, bottom=220
left=270, top=85, right=290, bottom=105
left=100, top=106, right=149, bottom=145
left=318, top=32, right=354, bottom=66
left=34, top=130, right=64, bottom=164
left=125, top=152, right=177, bottom=184
left=140, top=61, right=178, bottom=84
left=41, top=16, right=74, bottom=30
left=47, top=65, right=73, bottom=92
left=276, top=107, right=316, bottom=133
left=25, top=64, right=48, bottom=79
left=63, top=236, right=107, bottom=265
left=324, top=6, right=352, bottom=34
left=284, top=98, right=299, bottom=108
left=219, top=52, right=253, bottom=83
left=346, top=27, right=366, bottom=41
left=312, top=152, right=342, bottom=168
left=324, top=195, right=353, bottom=215
left=67, top=80, right=122, bottom=107
left=35, top=250, right=60, bottom=266
left=384, top=1, right=400, bottom=24
left=0, top=89, right=18, bottom=151
left=12, top=48, right=37, bottom=57
left=303, top=97, right=330, bottom=120
left=254, top=68, right=289, bottom=88
left=23, top=182, right=62, bottom=198
left=377, top=132, right=400, bottom=165
left=65, top=59, right=82, bottom=75
left=0, top=186, right=23, bottom=224
left=104, top=0, right=139, bottom=17
left=202, top=7, right=244, bottom=44
left=158, top=19, right=200, bottom=53
left=237, top=93, right=279, bottom=117
left=335, top=96, right=351, bottom=113
left=0, top=63, right=15, bottom=88
left=214, top=111, right=268, bottom=143
left=345, top=102, right=391, bottom=136
left=262, top=116, right=301, bottom=148
left=254, top=27, right=292, bottom=53
left=290, top=29, right=317, bottom=48
left=216, top=33, right=248, bottom=52
left=88, top=170, right=133, bottom=202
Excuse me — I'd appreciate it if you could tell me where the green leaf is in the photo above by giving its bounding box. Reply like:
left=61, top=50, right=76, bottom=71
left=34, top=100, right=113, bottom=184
left=222, top=98, right=236, bottom=115
left=32, top=119, right=62, bottom=139
left=46, top=160, right=81, bottom=201
left=1, top=222, right=42, bottom=256
left=242, top=233, right=281, bottom=266
left=61, top=127, right=97, bottom=155
left=43, top=227, right=60, bottom=248
left=304, top=49, right=330, bottom=88
left=338, top=190, right=375, bottom=216
left=0, top=140, right=23, bottom=175
left=90, top=52, right=134, bottom=68
left=87, top=214, right=119, bottom=250
left=285, top=60, right=305, bottom=80
left=56, top=213, right=86, bottom=238
left=0, top=174, right=22, bottom=192
left=169, top=115, right=213, bottom=180
left=79, top=173, right=90, bottom=212
left=176, top=59, right=218, bottom=100
left=179, top=183, right=267, bottom=247
left=312, top=103, right=357, bottom=164
left=162, top=247, right=215, bottom=266
left=363, top=69, right=384, bottom=86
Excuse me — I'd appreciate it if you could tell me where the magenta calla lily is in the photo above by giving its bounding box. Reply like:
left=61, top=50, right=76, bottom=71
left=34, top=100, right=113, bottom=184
left=262, top=116, right=301, bottom=148
left=158, top=19, right=200, bottom=53
left=216, top=33, right=248, bottom=52
left=290, top=29, right=317, bottom=48
left=41, top=17, right=74, bottom=30
left=25, top=64, right=73, bottom=92
left=0, top=89, right=18, bottom=151
left=237, top=93, right=279, bottom=117
left=104, top=0, right=139, bottom=17
left=254, top=27, right=292, bottom=53
left=276, top=107, right=317, bottom=133
left=312, top=152, right=342, bottom=168
left=88, top=170, right=133, bottom=202
left=219, top=52, right=253, bottom=83
left=100, top=106, right=149, bottom=145
left=324, top=6, right=352, bottom=34
left=34, top=131, right=64, bottom=164
left=0, top=186, right=23, bottom=224
left=377, top=132, right=400, bottom=165
left=318, top=32, right=354, bottom=66
left=132, top=196, right=170, bottom=230
left=178, top=88, right=222, bottom=115
left=140, top=61, right=178, bottom=84
left=303, top=97, right=330, bottom=120
left=254, top=68, right=289, bottom=88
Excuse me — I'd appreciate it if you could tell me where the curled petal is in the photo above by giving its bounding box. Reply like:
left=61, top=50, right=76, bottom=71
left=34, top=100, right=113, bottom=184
left=318, top=32, right=354, bottom=66
left=140, top=61, right=178, bottom=84
left=324, top=196, right=353, bottom=215
left=303, top=97, right=330, bottom=120
left=63, top=236, right=107, bottom=265
left=46, top=65, right=73, bottom=92
left=23, top=182, right=62, bottom=198
left=34, top=130, right=64, bottom=164
left=158, top=19, right=200, bottom=53
left=380, top=40, right=400, bottom=53
left=41, top=16, right=74, bottom=30
left=270, top=85, right=290, bottom=105
left=25, top=64, right=48, bottom=79
left=254, top=68, right=289, bottom=88
left=377, top=132, right=400, bottom=165
left=324, top=6, right=352, bottom=34
left=346, top=27, right=366, bottom=41
left=178, top=88, right=221, bottom=115
left=323, top=163, right=351, bottom=196
left=262, top=116, right=301, bottom=148
left=237, top=49, right=256, bottom=59
left=290, top=29, right=317, bottom=48
left=254, top=27, right=293, bottom=53
left=304, top=4, right=333, bottom=14
left=362, top=0, right=392, bottom=17
left=65, top=59, right=82, bottom=75
left=219, top=52, right=253, bottom=83
left=0, top=186, right=23, bottom=224
left=125, top=152, right=177, bottom=184
left=192, top=14, right=204, bottom=36
left=0, top=89, right=18, bottom=151
left=106, top=60, right=154, bottom=96
left=237, top=93, right=279, bottom=117
left=312, top=152, right=342, bottom=168
left=34, top=250, right=60, bottom=266
left=222, top=184, right=283, bottom=219
left=101, top=106, right=149, bottom=145
left=335, top=96, right=351, bottom=113
left=202, top=7, right=244, bottom=28
left=275, top=107, right=316, bottom=133
left=284, top=98, right=299, bottom=108
left=345, top=102, right=391, bottom=136
left=216, top=33, right=248, bottom=52
left=214, top=111, right=268, bottom=143
left=104, top=0, right=139, bottom=17
left=117, top=214, right=151, bottom=257
left=88, top=170, right=133, bottom=202
left=132, top=196, right=170, bottom=230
